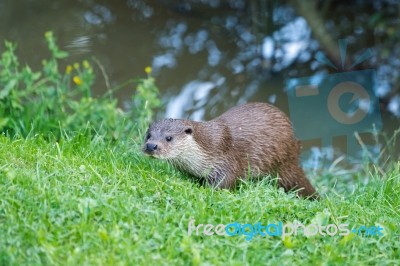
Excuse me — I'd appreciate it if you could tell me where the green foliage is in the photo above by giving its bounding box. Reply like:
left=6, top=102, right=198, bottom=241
left=132, top=75, right=162, bottom=132
left=0, top=31, right=160, bottom=140
left=0, top=136, right=399, bottom=265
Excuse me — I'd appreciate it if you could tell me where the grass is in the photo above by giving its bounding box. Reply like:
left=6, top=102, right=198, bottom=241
left=0, top=134, right=399, bottom=266
left=1, top=33, right=399, bottom=265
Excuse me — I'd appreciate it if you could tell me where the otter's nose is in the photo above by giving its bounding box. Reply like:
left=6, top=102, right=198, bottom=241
left=146, top=143, right=158, bottom=152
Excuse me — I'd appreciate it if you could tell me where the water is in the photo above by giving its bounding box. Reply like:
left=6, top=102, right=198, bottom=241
left=1, top=0, right=399, bottom=166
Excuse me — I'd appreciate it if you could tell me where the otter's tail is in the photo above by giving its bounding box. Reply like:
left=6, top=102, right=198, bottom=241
left=277, top=162, right=319, bottom=200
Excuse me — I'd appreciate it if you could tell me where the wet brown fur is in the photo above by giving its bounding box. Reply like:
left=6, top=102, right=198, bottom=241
left=143, top=102, right=318, bottom=199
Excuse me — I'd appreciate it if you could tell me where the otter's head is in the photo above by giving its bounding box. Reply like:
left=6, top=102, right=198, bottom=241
left=142, top=119, right=195, bottom=160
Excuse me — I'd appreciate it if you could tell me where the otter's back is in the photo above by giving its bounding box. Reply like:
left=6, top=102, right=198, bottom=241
left=214, top=102, right=298, bottom=172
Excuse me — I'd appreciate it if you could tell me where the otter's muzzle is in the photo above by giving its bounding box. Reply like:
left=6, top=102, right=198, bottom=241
left=144, top=143, right=158, bottom=153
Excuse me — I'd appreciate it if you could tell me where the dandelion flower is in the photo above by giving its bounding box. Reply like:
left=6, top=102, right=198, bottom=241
left=44, top=31, right=52, bottom=38
left=145, top=66, right=152, bottom=74
left=74, top=63, right=80, bottom=69
left=73, top=76, right=82, bottom=85
left=83, top=60, right=90, bottom=69
left=66, top=65, right=73, bottom=74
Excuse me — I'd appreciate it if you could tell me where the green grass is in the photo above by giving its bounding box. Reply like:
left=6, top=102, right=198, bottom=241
left=0, top=134, right=399, bottom=266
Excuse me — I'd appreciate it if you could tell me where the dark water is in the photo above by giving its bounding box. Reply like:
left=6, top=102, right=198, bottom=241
left=1, top=0, right=399, bottom=169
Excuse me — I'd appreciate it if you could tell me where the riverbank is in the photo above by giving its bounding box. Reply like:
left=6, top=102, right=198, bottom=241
left=0, top=135, right=399, bottom=265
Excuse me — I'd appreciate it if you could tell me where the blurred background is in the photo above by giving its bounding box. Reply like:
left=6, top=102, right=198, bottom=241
left=1, top=0, right=399, bottom=165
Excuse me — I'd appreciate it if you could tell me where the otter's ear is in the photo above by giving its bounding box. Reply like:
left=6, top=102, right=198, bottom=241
left=184, top=127, right=193, bottom=134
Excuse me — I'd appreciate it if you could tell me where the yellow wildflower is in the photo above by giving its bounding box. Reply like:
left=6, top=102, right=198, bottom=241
left=66, top=65, right=73, bottom=74
left=73, top=62, right=80, bottom=69
left=73, top=76, right=82, bottom=85
left=44, top=31, right=52, bottom=38
left=144, top=66, right=152, bottom=74
left=83, top=60, right=90, bottom=69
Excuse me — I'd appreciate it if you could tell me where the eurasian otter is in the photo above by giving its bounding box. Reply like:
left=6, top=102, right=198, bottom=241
left=143, top=102, right=318, bottom=199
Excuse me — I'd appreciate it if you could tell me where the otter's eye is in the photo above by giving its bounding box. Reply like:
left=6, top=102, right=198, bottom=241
left=166, top=136, right=173, bottom=142
left=146, top=133, right=151, bottom=140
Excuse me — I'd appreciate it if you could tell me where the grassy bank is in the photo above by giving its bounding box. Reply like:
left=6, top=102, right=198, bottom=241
left=1, top=33, right=399, bottom=266
left=0, top=135, right=399, bottom=265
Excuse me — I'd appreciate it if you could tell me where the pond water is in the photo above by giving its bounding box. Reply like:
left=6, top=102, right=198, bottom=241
left=1, top=0, right=399, bottom=167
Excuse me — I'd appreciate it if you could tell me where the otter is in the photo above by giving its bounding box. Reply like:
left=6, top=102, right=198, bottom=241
left=143, top=102, right=318, bottom=199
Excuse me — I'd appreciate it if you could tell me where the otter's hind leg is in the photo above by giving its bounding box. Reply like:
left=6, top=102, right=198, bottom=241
left=277, top=163, right=319, bottom=199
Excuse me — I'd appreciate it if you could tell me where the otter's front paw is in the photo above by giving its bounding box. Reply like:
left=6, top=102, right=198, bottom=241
left=207, top=171, right=235, bottom=189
